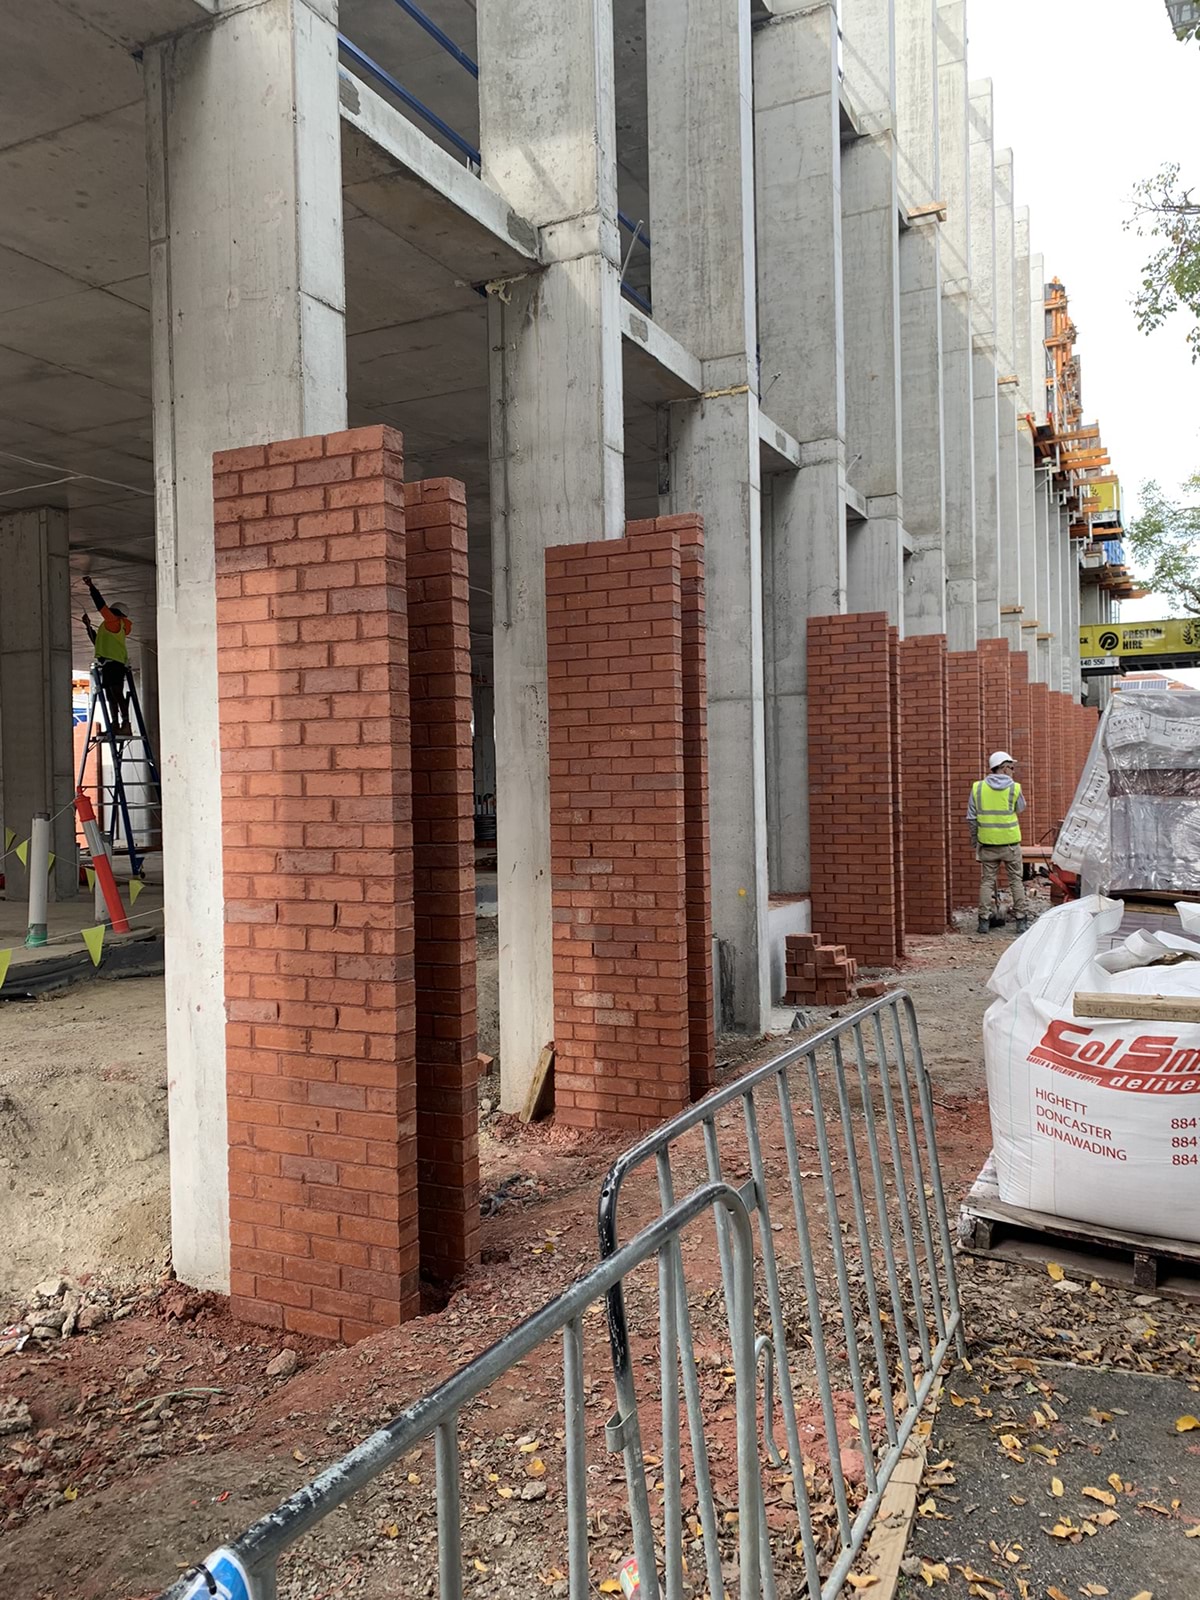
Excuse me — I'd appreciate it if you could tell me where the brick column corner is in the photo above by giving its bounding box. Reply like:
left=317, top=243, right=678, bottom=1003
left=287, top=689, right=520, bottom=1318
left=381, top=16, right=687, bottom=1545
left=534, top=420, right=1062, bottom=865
left=216, top=424, right=419, bottom=1343
left=626, top=515, right=715, bottom=1101
left=404, top=478, right=480, bottom=1283
left=946, top=651, right=983, bottom=910
left=899, top=633, right=951, bottom=935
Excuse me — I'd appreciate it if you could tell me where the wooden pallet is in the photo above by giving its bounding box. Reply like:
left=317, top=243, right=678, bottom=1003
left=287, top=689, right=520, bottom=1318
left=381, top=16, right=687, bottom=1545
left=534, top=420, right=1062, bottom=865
left=959, top=1153, right=1200, bottom=1303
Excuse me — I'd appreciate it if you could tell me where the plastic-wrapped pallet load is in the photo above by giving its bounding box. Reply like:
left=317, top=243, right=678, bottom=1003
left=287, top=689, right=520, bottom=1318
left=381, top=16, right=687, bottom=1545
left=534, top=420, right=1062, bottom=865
left=984, top=896, right=1200, bottom=1241
left=1055, top=689, right=1200, bottom=895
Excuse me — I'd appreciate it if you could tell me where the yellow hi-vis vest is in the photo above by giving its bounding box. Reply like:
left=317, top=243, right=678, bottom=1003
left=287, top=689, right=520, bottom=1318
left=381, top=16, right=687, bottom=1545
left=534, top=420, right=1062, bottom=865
left=94, top=623, right=128, bottom=667
left=973, top=779, right=1022, bottom=847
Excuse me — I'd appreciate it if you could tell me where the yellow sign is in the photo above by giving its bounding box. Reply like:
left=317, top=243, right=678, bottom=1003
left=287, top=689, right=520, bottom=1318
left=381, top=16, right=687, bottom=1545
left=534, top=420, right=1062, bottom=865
left=1079, top=619, right=1200, bottom=661
left=1083, top=480, right=1120, bottom=517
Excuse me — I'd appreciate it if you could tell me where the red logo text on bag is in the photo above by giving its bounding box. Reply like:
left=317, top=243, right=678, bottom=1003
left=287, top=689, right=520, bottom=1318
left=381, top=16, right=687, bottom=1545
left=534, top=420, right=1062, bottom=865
left=1029, top=1018, right=1200, bottom=1094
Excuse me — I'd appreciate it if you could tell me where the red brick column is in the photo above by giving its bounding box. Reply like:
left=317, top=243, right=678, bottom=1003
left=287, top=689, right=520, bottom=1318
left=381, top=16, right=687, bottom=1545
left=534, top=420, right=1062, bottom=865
left=947, top=651, right=983, bottom=909
left=1009, top=652, right=1031, bottom=846
left=216, top=424, right=419, bottom=1342
left=888, top=628, right=906, bottom=959
left=627, top=516, right=715, bottom=1101
left=1028, top=681, right=1051, bottom=850
left=977, top=637, right=1012, bottom=756
left=545, top=532, right=691, bottom=1133
left=900, top=634, right=951, bottom=933
left=404, top=479, right=479, bottom=1284
left=1046, top=692, right=1066, bottom=835
left=807, top=614, right=902, bottom=965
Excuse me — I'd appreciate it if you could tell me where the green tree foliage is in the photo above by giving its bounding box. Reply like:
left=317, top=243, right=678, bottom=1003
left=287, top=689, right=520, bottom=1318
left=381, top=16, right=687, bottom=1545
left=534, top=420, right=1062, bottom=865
left=1127, top=475, right=1200, bottom=616
left=1128, top=163, right=1200, bottom=361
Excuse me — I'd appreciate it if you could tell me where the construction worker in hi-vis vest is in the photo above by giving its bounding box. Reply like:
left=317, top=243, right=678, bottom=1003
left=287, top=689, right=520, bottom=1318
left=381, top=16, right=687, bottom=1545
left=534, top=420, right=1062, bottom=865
left=966, top=751, right=1032, bottom=937
left=81, top=576, right=133, bottom=737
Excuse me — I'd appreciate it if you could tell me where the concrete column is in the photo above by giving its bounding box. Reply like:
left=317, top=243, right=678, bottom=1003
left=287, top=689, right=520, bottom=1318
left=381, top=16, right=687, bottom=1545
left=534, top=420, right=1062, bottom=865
left=896, top=0, right=946, bottom=636
left=842, top=0, right=904, bottom=621
left=936, top=1, right=976, bottom=651
left=127, top=624, right=160, bottom=853
left=994, top=150, right=1022, bottom=650
left=1047, top=497, right=1066, bottom=689
left=481, top=0, right=626, bottom=1103
left=648, top=0, right=769, bottom=1030
left=1034, top=468, right=1053, bottom=683
left=754, top=1, right=846, bottom=896
left=1014, top=209, right=1039, bottom=669
left=1064, top=530, right=1081, bottom=697
left=969, top=81, right=1001, bottom=639
left=0, top=508, right=76, bottom=903
left=145, top=0, right=347, bottom=1291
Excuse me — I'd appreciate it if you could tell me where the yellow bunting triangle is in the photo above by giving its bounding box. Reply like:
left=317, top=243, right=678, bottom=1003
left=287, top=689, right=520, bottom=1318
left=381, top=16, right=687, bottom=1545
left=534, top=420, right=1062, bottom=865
left=4, top=827, right=13, bottom=849
left=0, top=949, right=11, bottom=991
left=47, top=853, right=55, bottom=873
left=129, top=878, right=144, bottom=905
left=81, top=924, right=105, bottom=967
left=85, top=867, right=96, bottom=892
left=14, top=839, right=28, bottom=867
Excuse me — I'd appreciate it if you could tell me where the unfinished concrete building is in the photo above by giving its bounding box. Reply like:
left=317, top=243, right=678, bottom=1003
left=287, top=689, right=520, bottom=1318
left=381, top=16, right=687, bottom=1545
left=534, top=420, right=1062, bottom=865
left=0, top=0, right=1113, bottom=1329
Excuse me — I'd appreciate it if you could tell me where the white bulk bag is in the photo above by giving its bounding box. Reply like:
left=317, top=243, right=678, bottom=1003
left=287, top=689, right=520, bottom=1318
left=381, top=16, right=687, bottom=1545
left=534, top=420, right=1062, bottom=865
left=983, top=897, right=1200, bottom=1242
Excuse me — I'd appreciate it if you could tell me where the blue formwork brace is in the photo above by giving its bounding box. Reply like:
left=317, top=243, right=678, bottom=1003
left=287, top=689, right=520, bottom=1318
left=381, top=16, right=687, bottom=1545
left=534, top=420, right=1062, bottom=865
left=76, top=664, right=162, bottom=882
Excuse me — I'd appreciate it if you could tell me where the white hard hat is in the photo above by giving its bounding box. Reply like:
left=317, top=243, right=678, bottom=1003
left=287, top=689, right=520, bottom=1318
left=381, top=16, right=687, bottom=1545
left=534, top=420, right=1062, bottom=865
left=989, top=750, right=1015, bottom=770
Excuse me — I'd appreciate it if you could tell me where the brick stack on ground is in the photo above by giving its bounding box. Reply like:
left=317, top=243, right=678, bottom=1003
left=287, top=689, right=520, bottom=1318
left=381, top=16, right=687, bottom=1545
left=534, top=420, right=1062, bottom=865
left=782, top=933, right=857, bottom=1006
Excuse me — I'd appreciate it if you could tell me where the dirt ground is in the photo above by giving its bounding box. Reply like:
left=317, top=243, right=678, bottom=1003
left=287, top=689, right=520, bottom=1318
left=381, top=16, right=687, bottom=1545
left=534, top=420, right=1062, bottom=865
left=0, top=978, right=169, bottom=1302
left=2, top=908, right=1195, bottom=1600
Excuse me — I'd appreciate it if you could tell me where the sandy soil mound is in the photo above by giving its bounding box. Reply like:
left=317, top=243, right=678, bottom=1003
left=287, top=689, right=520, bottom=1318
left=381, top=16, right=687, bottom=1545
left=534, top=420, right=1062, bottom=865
left=0, top=978, right=169, bottom=1307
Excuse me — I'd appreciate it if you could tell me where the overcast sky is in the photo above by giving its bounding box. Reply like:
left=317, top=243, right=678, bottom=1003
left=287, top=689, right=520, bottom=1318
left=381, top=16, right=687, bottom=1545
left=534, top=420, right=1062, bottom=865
left=966, top=0, right=1198, bottom=627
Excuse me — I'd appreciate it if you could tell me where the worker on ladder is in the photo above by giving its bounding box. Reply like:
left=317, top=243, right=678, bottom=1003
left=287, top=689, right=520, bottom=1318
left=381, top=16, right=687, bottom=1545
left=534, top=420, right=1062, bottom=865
left=81, top=576, right=133, bottom=737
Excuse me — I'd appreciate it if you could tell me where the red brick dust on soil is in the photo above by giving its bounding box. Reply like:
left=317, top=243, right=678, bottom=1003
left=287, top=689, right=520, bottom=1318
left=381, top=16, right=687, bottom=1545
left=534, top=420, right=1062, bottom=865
left=0, top=929, right=1008, bottom=1600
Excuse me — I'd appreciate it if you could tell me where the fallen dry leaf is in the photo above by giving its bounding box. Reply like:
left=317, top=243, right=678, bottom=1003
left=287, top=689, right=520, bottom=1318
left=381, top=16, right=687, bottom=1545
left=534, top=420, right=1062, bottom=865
left=1107, top=1472, right=1124, bottom=1492
left=921, top=1561, right=950, bottom=1587
left=845, top=1577, right=879, bottom=1592
left=497, top=1486, right=514, bottom=1500
left=527, top=1458, right=546, bottom=1478
left=1128, top=1593, right=1152, bottom=1600
left=519, top=1440, right=541, bottom=1453
left=1050, top=1477, right=1064, bottom=1498
left=999, top=1433, right=1022, bottom=1450
left=1081, top=1586, right=1108, bottom=1597
left=1185, top=1525, right=1200, bottom=1539
left=1046, top=1588, right=1071, bottom=1600
left=407, top=1472, right=421, bottom=1485
left=1046, top=1262, right=1065, bottom=1281
left=1082, top=1487, right=1117, bottom=1507
left=473, top=1560, right=489, bottom=1574
left=1094, top=1509, right=1120, bottom=1527
left=381, top=1523, right=399, bottom=1540
left=598, top=1583, right=622, bottom=1595
left=1175, top=1415, right=1200, bottom=1433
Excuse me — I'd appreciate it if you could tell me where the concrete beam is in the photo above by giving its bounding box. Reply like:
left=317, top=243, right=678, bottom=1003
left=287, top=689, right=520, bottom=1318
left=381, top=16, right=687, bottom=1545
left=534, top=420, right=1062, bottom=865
left=619, top=300, right=703, bottom=398
left=145, top=0, right=348, bottom=1292
left=337, top=68, right=540, bottom=279
left=758, top=410, right=802, bottom=472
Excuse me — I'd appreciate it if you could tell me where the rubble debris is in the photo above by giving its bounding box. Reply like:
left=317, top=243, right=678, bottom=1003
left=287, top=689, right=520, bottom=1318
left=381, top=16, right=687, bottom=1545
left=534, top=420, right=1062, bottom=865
left=265, top=1348, right=299, bottom=1379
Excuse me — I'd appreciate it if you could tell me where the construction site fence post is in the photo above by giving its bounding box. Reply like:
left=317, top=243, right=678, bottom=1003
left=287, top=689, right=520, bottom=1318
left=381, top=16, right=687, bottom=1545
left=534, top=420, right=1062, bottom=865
left=24, top=811, right=50, bottom=946
left=74, top=787, right=129, bottom=934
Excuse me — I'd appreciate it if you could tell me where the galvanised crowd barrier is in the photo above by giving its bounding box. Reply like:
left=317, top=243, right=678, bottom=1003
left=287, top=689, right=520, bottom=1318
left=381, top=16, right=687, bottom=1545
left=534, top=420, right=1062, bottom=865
left=159, top=993, right=961, bottom=1600
left=598, top=990, right=964, bottom=1600
left=158, top=1183, right=761, bottom=1600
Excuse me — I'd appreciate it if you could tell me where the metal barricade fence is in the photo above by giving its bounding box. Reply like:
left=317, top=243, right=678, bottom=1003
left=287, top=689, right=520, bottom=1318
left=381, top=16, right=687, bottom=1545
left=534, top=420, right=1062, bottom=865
left=157, top=1183, right=761, bottom=1600
left=599, top=990, right=964, bottom=1600
left=157, top=993, right=962, bottom=1600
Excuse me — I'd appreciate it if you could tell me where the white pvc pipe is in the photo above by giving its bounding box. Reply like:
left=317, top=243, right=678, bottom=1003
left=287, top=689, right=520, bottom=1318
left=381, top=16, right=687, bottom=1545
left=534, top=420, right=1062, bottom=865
left=25, top=811, right=50, bottom=946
